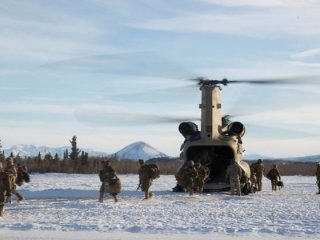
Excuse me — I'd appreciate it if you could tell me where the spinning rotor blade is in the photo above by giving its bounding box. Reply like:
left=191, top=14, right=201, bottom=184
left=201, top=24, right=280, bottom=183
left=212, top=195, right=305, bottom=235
left=191, top=75, right=320, bottom=86
left=75, top=110, right=200, bottom=127
left=228, top=75, right=320, bottom=85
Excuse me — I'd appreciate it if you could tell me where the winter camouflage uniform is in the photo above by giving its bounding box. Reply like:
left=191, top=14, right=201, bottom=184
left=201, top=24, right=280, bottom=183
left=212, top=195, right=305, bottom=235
left=99, top=161, right=121, bottom=203
left=176, top=160, right=198, bottom=195
left=194, top=162, right=210, bottom=193
left=0, top=162, right=11, bottom=217
left=225, top=161, right=243, bottom=196
left=266, top=165, right=281, bottom=192
left=315, top=163, right=320, bottom=194
left=138, top=160, right=159, bottom=199
left=4, top=158, right=24, bottom=202
left=251, top=159, right=265, bottom=191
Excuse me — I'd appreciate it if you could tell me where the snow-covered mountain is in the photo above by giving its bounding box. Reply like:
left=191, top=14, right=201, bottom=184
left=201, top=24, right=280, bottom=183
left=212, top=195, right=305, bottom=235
left=112, top=141, right=169, bottom=161
left=3, top=144, right=108, bottom=158
left=3, top=141, right=170, bottom=160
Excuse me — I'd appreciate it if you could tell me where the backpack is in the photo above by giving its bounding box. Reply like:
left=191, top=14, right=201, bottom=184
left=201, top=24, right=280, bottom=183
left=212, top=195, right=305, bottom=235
left=23, top=171, right=30, bottom=183
left=144, top=164, right=160, bottom=179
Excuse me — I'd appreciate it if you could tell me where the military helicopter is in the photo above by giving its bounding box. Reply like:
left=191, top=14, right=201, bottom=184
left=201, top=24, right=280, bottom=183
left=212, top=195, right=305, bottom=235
left=176, top=78, right=250, bottom=191
left=169, top=73, right=320, bottom=192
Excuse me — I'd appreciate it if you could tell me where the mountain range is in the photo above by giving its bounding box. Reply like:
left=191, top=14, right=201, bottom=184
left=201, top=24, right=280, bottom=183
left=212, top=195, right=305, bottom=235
left=3, top=141, right=169, bottom=161
left=3, top=142, right=320, bottom=162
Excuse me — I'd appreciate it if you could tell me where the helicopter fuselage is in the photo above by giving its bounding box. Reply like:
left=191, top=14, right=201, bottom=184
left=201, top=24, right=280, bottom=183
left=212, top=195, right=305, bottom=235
left=179, top=84, right=250, bottom=191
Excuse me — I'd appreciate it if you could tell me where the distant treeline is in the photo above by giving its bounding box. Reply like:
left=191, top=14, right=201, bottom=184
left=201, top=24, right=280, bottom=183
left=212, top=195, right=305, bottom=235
left=0, top=154, right=318, bottom=176
left=250, top=160, right=318, bottom=176
left=0, top=152, right=182, bottom=175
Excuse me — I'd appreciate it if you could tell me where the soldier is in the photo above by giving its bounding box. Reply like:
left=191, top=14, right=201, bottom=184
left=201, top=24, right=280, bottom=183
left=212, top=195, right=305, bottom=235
left=251, top=159, right=265, bottom=191
left=194, top=161, right=210, bottom=193
left=225, top=160, right=243, bottom=196
left=16, top=164, right=30, bottom=187
left=250, top=171, right=257, bottom=193
left=266, top=164, right=281, bottom=192
left=0, top=162, right=11, bottom=217
left=176, top=160, right=198, bottom=195
left=315, top=162, right=320, bottom=194
left=137, top=159, right=159, bottom=200
left=4, top=157, right=24, bottom=202
left=98, top=160, right=121, bottom=203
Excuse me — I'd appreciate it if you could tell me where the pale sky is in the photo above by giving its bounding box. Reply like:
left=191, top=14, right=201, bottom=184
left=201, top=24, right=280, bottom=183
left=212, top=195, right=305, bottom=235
left=1, top=0, right=320, bottom=158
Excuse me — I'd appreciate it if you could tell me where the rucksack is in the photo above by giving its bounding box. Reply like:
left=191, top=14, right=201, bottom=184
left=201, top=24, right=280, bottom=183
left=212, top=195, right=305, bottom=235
left=23, top=171, right=30, bottom=183
left=145, top=164, right=160, bottom=179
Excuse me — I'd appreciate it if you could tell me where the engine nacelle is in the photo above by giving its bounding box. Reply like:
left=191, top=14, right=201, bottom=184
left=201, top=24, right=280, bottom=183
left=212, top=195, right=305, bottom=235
left=227, top=121, right=245, bottom=137
left=179, top=122, right=199, bottom=139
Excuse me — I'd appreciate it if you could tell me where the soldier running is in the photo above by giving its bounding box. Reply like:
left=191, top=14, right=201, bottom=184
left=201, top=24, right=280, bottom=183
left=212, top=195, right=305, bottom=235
left=98, top=160, right=121, bottom=203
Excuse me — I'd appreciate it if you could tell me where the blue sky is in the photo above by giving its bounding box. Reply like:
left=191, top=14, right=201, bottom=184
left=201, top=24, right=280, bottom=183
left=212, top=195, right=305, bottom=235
left=1, top=0, right=320, bottom=158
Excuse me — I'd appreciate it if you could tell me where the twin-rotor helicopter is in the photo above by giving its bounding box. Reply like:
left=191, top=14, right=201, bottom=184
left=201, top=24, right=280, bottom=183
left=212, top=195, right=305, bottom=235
left=178, top=78, right=249, bottom=191
left=175, top=75, right=319, bottom=191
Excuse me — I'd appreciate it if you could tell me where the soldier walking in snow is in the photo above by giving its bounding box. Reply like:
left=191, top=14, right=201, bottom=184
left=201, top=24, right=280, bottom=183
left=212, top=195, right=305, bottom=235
left=4, top=157, right=24, bottom=202
left=225, top=160, right=243, bottom=196
left=0, top=162, right=11, bottom=217
left=315, top=162, right=320, bottom=194
left=137, top=159, right=159, bottom=200
left=266, top=164, right=281, bottom=192
left=176, top=160, right=198, bottom=195
left=251, top=159, right=265, bottom=191
left=98, top=160, right=121, bottom=203
left=194, top=161, right=210, bottom=194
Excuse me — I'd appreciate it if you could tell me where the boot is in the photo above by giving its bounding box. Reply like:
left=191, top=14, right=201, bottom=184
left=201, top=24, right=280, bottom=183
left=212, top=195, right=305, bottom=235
left=0, top=206, right=3, bottom=217
left=144, top=191, right=149, bottom=200
left=112, top=194, right=118, bottom=203
left=16, top=193, right=25, bottom=202
left=4, top=196, right=11, bottom=203
left=148, top=192, right=152, bottom=199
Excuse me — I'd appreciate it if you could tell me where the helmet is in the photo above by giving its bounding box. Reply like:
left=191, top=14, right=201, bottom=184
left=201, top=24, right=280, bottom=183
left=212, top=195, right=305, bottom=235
left=138, top=159, right=145, bottom=164
left=6, top=157, right=14, bottom=165
left=257, top=159, right=262, bottom=163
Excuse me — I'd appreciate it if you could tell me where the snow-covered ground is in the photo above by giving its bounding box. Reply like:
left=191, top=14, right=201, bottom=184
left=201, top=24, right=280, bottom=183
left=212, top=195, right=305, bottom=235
left=0, top=173, right=319, bottom=240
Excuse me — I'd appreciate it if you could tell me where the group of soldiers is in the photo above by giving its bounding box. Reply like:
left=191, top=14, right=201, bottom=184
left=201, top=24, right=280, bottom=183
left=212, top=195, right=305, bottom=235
left=2, top=157, right=319, bottom=216
left=98, top=158, right=320, bottom=201
left=98, top=159, right=160, bottom=202
left=0, top=157, right=29, bottom=217
left=250, top=159, right=282, bottom=192
left=175, top=160, right=210, bottom=195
